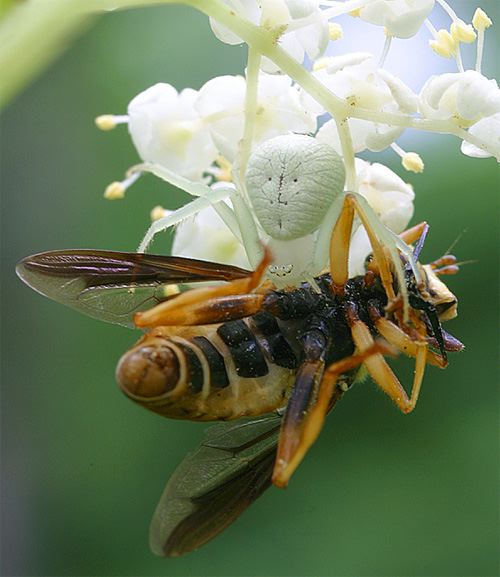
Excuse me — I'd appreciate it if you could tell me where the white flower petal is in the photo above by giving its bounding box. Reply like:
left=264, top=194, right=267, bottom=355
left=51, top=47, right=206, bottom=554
left=127, top=83, right=217, bottom=181
left=172, top=203, right=250, bottom=268
left=355, top=158, right=414, bottom=233
left=460, top=113, right=500, bottom=161
left=456, top=71, right=500, bottom=120
left=209, top=0, right=260, bottom=45
left=359, top=0, right=435, bottom=38
left=196, top=74, right=317, bottom=161
left=286, top=0, right=317, bottom=19
left=420, top=71, right=500, bottom=123
left=377, top=69, right=418, bottom=113
left=316, top=118, right=402, bottom=154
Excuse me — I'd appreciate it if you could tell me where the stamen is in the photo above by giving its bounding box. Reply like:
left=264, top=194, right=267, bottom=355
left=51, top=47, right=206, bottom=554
left=379, top=33, right=392, bottom=67
left=425, top=18, right=438, bottom=37
left=429, top=28, right=458, bottom=59
left=391, top=143, right=424, bottom=173
left=432, top=1, right=470, bottom=71
left=103, top=171, right=141, bottom=200
left=95, top=114, right=129, bottom=131
left=473, top=7, right=492, bottom=29
left=450, top=20, right=476, bottom=44
left=473, top=8, right=492, bottom=74
left=150, top=205, right=171, bottom=222
left=435, top=0, right=459, bottom=23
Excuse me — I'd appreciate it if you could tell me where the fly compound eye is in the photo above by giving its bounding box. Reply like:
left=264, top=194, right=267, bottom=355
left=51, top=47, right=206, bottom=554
left=245, top=134, right=346, bottom=241
left=421, top=264, right=458, bottom=321
left=116, top=343, right=180, bottom=399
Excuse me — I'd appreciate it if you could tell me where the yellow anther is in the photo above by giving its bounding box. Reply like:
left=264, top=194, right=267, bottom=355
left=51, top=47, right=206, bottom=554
left=472, top=8, right=492, bottom=30
left=150, top=205, right=166, bottom=222
left=349, top=8, right=361, bottom=17
left=402, top=152, right=424, bottom=173
left=104, top=181, right=125, bottom=200
left=429, top=29, right=457, bottom=58
left=95, top=115, right=117, bottom=131
left=450, top=20, right=476, bottom=43
left=328, top=22, right=343, bottom=41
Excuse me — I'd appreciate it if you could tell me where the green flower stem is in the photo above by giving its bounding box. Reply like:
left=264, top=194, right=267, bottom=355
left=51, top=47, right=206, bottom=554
left=335, top=118, right=357, bottom=192
left=238, top=46, right=261, bottom=197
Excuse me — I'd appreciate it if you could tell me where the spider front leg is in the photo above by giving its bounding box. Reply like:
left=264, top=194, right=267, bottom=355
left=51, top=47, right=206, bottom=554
left=314, top=192, right=416, bottom=319
left=329, top=193, right=397, bottom=302
left=135, top=162, right=264, bottom=268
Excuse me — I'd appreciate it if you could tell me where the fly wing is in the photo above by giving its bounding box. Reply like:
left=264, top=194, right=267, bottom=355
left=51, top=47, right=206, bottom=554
left=150, top=413, right=281, bottom=557
left=16, top=250, right=251, bottom=328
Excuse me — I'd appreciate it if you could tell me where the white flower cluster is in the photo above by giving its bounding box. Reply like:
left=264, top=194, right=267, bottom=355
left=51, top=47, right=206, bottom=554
left=96, top=0, right=497, bottom=277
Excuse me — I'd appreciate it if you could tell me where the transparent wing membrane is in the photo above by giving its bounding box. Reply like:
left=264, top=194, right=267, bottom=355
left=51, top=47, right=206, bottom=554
left=16, top=250, right=251, bottom=327
left=150, top=413, right=281, bottom=557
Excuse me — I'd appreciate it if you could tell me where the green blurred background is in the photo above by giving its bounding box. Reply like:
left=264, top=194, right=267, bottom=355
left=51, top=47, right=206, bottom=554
left=1, top=2, right=498, bottom=576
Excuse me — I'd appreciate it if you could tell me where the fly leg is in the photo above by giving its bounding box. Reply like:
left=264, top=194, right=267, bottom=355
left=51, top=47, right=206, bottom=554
left=399, top=222, right=428, bottom=245
left=348, top=306, right=427, bottom=414
left=368, top=305, right=447, bottom=368
left=135, top=249, right=272, bottom=327
left=272, top=327, right=328, bottom=488
left=272, top=338, right=394, bottom=488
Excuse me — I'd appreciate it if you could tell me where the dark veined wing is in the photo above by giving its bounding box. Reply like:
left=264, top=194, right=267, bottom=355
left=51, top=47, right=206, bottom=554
left=16, top=250, right=251, bottom=328
left=150, top=413, right=281, bottom=557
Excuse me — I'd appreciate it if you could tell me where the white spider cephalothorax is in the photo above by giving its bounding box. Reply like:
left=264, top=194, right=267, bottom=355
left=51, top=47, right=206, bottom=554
left=245, top=134, right=345, bottom=287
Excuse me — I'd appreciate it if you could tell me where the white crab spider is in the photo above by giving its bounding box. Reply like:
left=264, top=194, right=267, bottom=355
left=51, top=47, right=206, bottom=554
left=136, top=134, right=418, bottom=306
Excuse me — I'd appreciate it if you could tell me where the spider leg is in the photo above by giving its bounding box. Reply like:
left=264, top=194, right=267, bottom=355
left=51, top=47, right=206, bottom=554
left=138, top=187, right=236, bottom=253
left=329, top=193, right=396, bottom=303
left=134, top=248, right=271, bottom=328
left=135, top=162, right=264, bottom=268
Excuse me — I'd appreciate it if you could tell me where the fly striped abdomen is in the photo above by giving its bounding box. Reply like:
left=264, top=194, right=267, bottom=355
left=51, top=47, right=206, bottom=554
left=116, top=316, right=298, bottom=421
